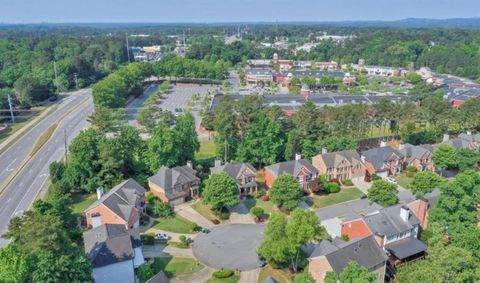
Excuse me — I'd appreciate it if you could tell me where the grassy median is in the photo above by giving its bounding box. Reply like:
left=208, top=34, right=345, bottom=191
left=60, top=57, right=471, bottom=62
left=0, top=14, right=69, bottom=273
left=30, top=123, right=58, bottom=157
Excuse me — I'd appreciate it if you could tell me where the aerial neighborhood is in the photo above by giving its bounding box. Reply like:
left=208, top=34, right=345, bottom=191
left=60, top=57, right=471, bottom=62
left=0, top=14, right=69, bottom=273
left=1, top=6, right=480, bottom=283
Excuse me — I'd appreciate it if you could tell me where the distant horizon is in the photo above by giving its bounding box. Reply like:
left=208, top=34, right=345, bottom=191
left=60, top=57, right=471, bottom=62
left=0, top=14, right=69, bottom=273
left=1, top=0, right=479, bottom=23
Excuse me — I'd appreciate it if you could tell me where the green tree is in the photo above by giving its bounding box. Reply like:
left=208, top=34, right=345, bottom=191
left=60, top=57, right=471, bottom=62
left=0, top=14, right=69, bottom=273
left=269, top=174, right=303, bottom=211
left=410, top=171, right=442, bottom=196
left=325, top=261, right=376, bottom=283
left=174, top=113, right=200, bottom=165
left=367, top=180, right=398, bottom=207
left=49, top=161, right=65, bottom=184
left=202, top=173, right=239, bottom=211
left=237, top=113, right=284, bottom=166
left=258, top=214, right=290, bottom=266
left=146, top=125, right=178, bottom=172
left=432, top=144, right=459, bottom=171
left=151, top=200, right=175, bottom=218
left=0, top=244, right=30, bottom=283
left=293, top=270, right=315, bottom=283
left=457, top=148, right=479, bottom=171
left=315, top=136, right=358, bottom=153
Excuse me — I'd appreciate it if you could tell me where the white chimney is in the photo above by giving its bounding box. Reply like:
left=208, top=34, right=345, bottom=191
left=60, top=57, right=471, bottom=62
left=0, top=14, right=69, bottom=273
left=361, top=155, right=366, bottom=163
left=295, top=153, right=302, bottom=160
left=380, top=140, right=387, bottom=147
left=400, top=206, right=410, bottom=222
left=214, top=159, right=222, bottom=167
left=443, top=134, right=450, bottom=142
left=96, top=186, right=104, bottom=200
left=467, top=130, right=472, bottom=136
left=322, top=148, right=328, bottom=154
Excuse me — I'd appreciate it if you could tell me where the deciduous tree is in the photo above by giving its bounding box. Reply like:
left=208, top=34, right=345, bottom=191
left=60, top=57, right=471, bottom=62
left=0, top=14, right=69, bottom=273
left=202, top=173, right=239, bottom=211
left=367, top=180, right=398, bottom=207
left=269, top=174, right=303, bottom=211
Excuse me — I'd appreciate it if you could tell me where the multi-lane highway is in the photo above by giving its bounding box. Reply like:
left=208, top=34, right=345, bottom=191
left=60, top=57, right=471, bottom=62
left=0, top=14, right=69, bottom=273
left=0, top=89, right=93, bottom=247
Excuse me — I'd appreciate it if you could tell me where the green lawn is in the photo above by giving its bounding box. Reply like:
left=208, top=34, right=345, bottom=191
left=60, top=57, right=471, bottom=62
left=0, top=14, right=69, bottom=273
left=258, top=266, right=292, bottom=283
left=191, top=200, right=218, bottom=222
left=243, top=198, right=279, bottom=216
left=395, top=173, right=413, bottom=189
left=206, top=275, right=240, bottom=283
left=152, top=257, right=204, bottom=278
left=195, top=140, right=216, bottom=160
left=152, top=215, right=197, bottom=234
left=70, top=193, right=97, bottom=214
left=312, top=187, right=365, bottom=208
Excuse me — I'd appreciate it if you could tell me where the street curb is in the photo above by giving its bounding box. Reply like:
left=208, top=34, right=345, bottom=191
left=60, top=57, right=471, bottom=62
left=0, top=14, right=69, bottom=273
left=0, top=97, right=91, bottom=195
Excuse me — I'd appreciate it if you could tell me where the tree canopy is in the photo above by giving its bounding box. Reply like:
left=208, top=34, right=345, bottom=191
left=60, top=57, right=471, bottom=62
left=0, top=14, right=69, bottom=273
left=269, top=174, right=304, bottom=211
left=367, top=180, right=399, bottom=207
left=202, top=172, right=239, bottom=211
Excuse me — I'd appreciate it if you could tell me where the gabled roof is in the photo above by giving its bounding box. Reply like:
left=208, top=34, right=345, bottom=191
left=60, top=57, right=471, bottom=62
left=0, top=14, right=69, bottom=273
left=443, top=138, right=471, bottom=149
left=83, top=224, right=140, bottom=268
left=310, top=236, right=387, bottom=273
left=87, top=179, right=146, bottom=222
left=363, top=204, right=420, bottom=237
left=265, top=159, right=318, bottom=178
left=315, top=150, right=362, bottom=168
left=361, top=146, right=404, bottom=171
left=149, top=166, right=199, bottom=199
left=400, top=144, right=433, bottom=163
left=210, top=163, right=256, bottom=183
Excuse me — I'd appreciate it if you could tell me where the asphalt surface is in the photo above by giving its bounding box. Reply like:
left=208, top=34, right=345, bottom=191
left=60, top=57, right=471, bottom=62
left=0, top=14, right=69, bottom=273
left=126, top=84, right=159, bottom=126
left=0, top=89, right=93, bottom=247
left=193, top=224, right=265, bottom=271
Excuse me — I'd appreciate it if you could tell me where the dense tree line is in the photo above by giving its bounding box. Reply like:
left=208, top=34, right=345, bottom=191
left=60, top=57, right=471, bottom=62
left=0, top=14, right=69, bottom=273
left=206, top=94, right=480, bottom=166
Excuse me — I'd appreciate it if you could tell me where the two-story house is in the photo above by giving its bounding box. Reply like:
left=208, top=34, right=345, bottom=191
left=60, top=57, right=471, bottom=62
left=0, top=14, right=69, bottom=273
left=83, top=224, right=144, bottom=283
left=264, top=157, right=319, bottom=191
left=210, top=161, right=257, bottom=196
left=399, top=144, right=434, bottom=172
left=312, top=149, right=365, bottom=182
left=148, top=164, right=200, bottom=206
left=308, top=236, right=388, bottom=283
left=85, top=179, right=146, bottom=230
left=361, top=145, right=405, bottom=179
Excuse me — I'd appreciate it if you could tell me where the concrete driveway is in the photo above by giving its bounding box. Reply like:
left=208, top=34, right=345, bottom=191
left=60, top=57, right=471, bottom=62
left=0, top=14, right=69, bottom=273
left=193, top=224, right=265, bottom=271
left=229, top=202, right=255, bottom=224
left=174, top=203, right=215, bottom=228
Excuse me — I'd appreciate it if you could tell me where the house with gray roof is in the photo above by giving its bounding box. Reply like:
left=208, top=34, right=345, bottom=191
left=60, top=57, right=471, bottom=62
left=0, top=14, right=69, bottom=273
left=312, top=149, right=365, bottom=182
left=399, top=143, right=434, bottom=172
left=85, top=179, right=146, bottom=230
left=245, top=68, right=274, bottom=84
left=361, top=145, right=405, bottom=178
left=308, top=236, right=387, bottom=283
left=210, top=161, right=258, bottom=196
left=83, top=224, right=144, bottom=283
left=264, top=157, right=319, bottom=191
left=148, top=164, right=200, bottom=206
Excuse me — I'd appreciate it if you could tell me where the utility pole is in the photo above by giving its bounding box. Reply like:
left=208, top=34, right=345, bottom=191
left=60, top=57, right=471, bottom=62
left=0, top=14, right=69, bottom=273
left=53, top=61, right=60, bottom=94
left=126, top=34, right=131, bottom=62
left=224, top=135, right=228, bottom=164
left=64, top=129, right=68, bottom=167
left=7, top=93, right=15, bottom=124
left=74, top=73, right=79, bottom=90
left=183, top=30, right=186, bottom=46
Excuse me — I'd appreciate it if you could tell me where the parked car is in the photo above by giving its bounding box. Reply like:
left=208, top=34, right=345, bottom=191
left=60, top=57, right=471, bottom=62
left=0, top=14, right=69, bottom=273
left=386, top=177, right=397, bottom=184
left=155, top=233, right=170, bottom=240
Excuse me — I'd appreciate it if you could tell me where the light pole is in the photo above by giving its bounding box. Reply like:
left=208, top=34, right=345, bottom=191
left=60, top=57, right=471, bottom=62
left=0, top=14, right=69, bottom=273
left=7, top=93, right=15, bottom=123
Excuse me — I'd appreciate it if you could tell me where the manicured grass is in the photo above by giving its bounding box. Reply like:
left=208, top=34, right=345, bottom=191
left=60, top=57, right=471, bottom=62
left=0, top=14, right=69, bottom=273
left=152, top=215, right=197, bottom=234
left=244, top=198, right=279, bottom=216
left=71, top=193, right=97, bottom=214
left=312, top=187, right=365, bottom=208
left=206, top=274, right=240, bottom=283
left=195, top=140, right=216, bottom=160
left=258, top=266, right=292, bottom=283
left=152, top=257, right=204, bottom=278
left=167, top=241, right=189, bottom=249
left=395, top=173, right=413, bottom=189
left=191, top=200, right=218, bottom=222
left=30, top=123, right=57, bottom=157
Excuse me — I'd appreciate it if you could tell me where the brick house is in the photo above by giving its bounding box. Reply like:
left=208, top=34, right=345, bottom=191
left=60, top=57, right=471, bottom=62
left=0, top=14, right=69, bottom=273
left=148, top=165, right=200, bottom=206
left=312, top=149, right=365, bottom=182
left=85, top=179, right=146, bottom=230
left=308, top=236, right=387, bottom=283
left=210, top=161, right=257, bottom=196
left=245, top=68, right=274, bottom=84
left=399, top=144, right=435, bottom=172
left=264, top=158, right=318, bottom=191
left=361, top=145, right=405, bottom=179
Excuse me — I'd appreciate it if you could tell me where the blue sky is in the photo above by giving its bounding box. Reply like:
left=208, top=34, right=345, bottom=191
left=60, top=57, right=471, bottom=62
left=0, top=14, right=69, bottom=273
left=0, top=0, right=479, bottom=23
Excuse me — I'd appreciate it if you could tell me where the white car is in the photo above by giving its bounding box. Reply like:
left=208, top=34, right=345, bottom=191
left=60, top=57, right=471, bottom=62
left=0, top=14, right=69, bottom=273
left=154, top=233, right=170, bottom=240
left=386, top=177, right=397, bottom=184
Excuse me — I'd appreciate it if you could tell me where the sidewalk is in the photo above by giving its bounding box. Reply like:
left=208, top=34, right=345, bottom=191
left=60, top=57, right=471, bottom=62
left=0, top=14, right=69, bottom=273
left=171, top=266, right=214, bottom=283
left=239, top=269, right=260, bottom=283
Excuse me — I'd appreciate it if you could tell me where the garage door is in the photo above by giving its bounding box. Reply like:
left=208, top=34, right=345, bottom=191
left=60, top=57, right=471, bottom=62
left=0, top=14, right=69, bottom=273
left=378, top=171, right=388, bottom=179
left=170, top=197, right=185, bottom=206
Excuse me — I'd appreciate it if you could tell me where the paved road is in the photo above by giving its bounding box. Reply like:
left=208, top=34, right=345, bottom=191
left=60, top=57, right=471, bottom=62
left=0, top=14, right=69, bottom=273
left=126, top=84, right=159, bottom=126
left=0, top=89, right=91, bottom=190
left=0, top=89, right=93, bottom=247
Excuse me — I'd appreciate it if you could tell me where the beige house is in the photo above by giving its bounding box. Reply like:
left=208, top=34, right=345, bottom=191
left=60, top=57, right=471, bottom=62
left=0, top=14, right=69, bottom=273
left=312, top=150, right=365, bottom=182
left=210, top=161, right=258, bottom=196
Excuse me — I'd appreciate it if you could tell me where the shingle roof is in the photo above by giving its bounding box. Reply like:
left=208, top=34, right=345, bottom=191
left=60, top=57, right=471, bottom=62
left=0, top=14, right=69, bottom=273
left=400, top=144, right=433, bottom=163
left=310, top=236, right=387, bottom=273
left=210, top=163, right=256, bottom=185
left=361, top=146, right=404, bottom=171
left=316, top=198, right=382, bottom=222
left=149, top=166, right=199, bottom=198
left=87, top=179, right=146, bottom=222
left=385, top=237, right=427, bottom=260
left=458, top=133, right=480, bottom=143
left=83, top=224, right=140, bottom=268
left=443, top=138, right=470, bottom=149
left=316, top=150, right=362, bottom=168
left=363, top=204, right=420, bottom=237
left=265, top=159, right=318, bottom=178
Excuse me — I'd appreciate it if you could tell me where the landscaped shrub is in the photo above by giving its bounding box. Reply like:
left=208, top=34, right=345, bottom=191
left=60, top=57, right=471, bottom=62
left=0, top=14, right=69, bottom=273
left=371, top=174, right=382, bottom=181
left=146, top=192, right=156, bottom=205
left=406, top=165, right=418, bottom=173
left=189, top=222, right=199, bottom=232
left=219, top=211, right=230, bottom=220
left=250, top=207, right=265, bottom=218
left=137, top=263, right=156, bottom=282
left=250, top=190, right=264, bottom=199
left=141, top=233, right=155, bottom=245
left=342, top=179, right=354, bottom=186
left=326, top=182, right=341, bottom=193
left=211, top=219, right=220, bottom=224
left=213, top=268, right=235, bottom=279
left=262, top=194, right=270, bottom=201
left=179, top=235, right=187, bottom=242
left=150, top=200, right=175, bottom=218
